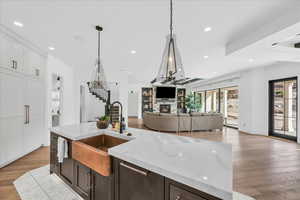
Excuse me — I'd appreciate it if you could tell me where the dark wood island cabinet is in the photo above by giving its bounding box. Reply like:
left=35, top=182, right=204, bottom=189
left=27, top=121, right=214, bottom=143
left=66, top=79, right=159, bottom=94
left=50, top=132, right=114, bottom=200
left=50, top=132, right=223, bottom=200
left=113, top=158, right=165, bottom=200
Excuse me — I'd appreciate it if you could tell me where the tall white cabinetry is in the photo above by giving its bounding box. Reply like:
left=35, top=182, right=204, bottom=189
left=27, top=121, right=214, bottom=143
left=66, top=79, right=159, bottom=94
left=0, top=30, right=46, bottom=168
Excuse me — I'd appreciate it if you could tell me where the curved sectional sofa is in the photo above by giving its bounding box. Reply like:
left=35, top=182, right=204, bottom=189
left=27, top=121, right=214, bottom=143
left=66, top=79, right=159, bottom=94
left=143, top=112, right=223, bottom=132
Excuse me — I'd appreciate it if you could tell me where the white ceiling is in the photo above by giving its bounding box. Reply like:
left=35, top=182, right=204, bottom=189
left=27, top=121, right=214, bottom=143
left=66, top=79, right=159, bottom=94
left=1, top=0, right=300, bottom=84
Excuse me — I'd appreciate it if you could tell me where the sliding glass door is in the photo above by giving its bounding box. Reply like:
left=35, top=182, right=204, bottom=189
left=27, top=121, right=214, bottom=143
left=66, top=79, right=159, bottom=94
left=205, top=89, right=219, bottom=112
left=194, top=86, right=239, bottom=128
left=220, top=86, right=239, bottom=128
left=269, top=77, right=297, bottom=140
left=195, top=91, right=205, bottom=112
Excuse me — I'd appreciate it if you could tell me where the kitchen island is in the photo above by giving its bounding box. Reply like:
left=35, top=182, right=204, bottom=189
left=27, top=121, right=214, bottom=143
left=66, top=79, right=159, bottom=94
left=50, top=122, right=232, bottom=200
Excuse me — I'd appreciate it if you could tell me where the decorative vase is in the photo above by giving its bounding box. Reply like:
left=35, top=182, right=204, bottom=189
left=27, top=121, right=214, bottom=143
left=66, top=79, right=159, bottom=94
left=96, top=120, right=109, bottom=129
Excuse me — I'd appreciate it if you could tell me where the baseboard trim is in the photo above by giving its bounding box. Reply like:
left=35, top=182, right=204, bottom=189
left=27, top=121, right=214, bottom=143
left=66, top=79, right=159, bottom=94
left=128, top=116, right=138, bottom=118
left=239, top=131, right=297, bottom=143
left=0, top=145, right=43, bottom=168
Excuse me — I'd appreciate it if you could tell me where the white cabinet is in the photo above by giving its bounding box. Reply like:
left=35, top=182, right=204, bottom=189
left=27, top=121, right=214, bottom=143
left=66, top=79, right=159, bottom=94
left=0, top=33, right=11, bottom=69
left=23, top=48, right=44, bottom=78
left=0, top=34, right=24, bottom=72
left=6, top=38, right=24, bottom=73
left=0, top=64, right=45, bottom=168
left=0, top=28, right=46, bottom=168
left=0, top=33, right=45, bottom=78
left=0, top=73, right=26, bottom=166
left=23, top=79, right=44, bottom=153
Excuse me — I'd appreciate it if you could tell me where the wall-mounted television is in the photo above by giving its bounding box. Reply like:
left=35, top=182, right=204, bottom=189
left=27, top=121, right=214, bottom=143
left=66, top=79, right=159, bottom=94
left=156, top=87, right=176, bottom=99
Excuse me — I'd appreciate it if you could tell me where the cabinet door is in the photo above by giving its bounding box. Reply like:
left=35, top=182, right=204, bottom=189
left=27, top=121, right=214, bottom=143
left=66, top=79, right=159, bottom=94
left=92, top=171, right=114, bottom=200
left=0, top=33, right=9, bottom=69
left=23, top=79, right=44, bottom=153
left=0, top=116, right=24, bottom=166
left=7, top=38, right=24, bottom=73
left=25, top=79, right=44, bottom=116
left=114, top=159, right=164, bottom=200
left=23, top=49, right=43, bottom=78
left=0, top=73, right=25, bottom=166
left=60, top=157, right=74, bottom=185
left=74, top=161, right=91, bottom=200
left=0, top=73, right=25, bottom=117
left=23, top=115, right=43, bottom=153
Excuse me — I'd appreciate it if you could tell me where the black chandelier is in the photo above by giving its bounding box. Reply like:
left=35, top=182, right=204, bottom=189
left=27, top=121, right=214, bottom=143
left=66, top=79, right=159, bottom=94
left=154, top=0, right=185, bottom=83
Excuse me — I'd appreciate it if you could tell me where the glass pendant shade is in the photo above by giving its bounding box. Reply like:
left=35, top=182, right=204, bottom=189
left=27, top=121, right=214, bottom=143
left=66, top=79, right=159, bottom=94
left=88, top=59, right=109, bottom=101
left=156, top=34, right=185, bottom=82
left=87, top=26, right=109, bottom=102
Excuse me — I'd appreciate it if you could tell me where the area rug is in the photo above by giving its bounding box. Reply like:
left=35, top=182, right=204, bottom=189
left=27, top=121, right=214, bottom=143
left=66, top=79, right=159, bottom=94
left=14, top=165, right=255, bottom=200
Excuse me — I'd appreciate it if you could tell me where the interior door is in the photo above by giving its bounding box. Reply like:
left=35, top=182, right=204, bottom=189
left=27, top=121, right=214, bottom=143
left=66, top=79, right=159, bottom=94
left=269, top=77, right=298, bottom=141
left=0, top=73, right=25, bottom=166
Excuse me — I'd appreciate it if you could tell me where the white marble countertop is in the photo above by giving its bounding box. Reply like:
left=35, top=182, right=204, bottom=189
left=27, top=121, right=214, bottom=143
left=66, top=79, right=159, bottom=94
left=51, top=122, right=232, bottom=200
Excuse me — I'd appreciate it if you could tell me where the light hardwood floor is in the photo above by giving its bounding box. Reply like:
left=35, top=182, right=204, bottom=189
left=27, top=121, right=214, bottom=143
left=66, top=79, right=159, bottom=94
left=0, top=147, right=49, bottom=200
left=129, top=118, right=300, bottom=200
left=1, top=118, right=300, bottom=200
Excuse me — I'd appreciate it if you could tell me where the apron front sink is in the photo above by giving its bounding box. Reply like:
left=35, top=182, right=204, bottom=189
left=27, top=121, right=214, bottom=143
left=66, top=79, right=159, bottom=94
left=72, top=134, right=128, bottom=176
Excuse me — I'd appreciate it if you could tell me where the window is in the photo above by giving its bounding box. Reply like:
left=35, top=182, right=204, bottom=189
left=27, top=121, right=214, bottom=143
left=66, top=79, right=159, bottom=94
left=195, top=91, right=205, bottom=112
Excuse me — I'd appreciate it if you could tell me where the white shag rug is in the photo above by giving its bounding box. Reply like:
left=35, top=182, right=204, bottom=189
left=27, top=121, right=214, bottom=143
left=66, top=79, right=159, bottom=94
left=14, top=165, right=255, bottom=200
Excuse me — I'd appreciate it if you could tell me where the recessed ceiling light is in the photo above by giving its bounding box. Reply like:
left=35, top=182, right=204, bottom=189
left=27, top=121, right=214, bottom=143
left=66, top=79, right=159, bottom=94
left=202, top=176, right=208, bottom=180
left=213, top=72, right=217, bottom=74
left=131, top=50, right=136, bottom=54
left=204, top=27, right=212, bottom=32
left=48, top=46, right=55, bottom=51
left=203, top=55, right=209, bottom=59
left=13, top=21, right=24, bottom=28
left=248, top=58, right=254, bottom=62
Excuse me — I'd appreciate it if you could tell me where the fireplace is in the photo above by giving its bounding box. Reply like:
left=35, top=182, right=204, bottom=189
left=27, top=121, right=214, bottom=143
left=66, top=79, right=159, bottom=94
left=160, top=104, right=171, bottom=113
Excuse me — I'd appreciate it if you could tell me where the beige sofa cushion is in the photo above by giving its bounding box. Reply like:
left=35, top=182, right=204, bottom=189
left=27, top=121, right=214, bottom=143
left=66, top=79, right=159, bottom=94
left=143, top=112, right=223, bottom=132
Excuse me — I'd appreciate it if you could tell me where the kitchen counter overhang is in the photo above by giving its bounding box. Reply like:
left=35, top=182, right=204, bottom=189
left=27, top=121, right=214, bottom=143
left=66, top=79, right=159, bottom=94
left=51, top=122, right=233, bottom=200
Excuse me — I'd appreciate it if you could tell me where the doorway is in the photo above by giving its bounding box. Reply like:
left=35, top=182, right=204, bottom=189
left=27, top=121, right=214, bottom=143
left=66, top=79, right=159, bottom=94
left=220, top=86, right=239, bottom=128
left=269, top=77, right=298, bottom=141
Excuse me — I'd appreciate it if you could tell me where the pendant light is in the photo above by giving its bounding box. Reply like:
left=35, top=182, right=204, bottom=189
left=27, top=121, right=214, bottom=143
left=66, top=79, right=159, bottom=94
left=155, top=0, right=185, bottom=83
left=87, top=25, right=109, bottom=102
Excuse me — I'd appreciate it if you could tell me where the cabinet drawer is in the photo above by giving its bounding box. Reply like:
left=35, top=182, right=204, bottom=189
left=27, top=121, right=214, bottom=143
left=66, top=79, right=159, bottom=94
left=114, top=159, right=164, bottom=200
left=170, top=185, right=207, bottom=200
left=166, top=179, right=221, bottom=200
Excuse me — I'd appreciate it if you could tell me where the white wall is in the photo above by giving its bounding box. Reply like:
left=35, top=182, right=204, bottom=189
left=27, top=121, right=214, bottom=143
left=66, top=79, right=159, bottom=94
left=73, top=63, right=121, bottom=124
left=127, top=83, right=147, bottom=119
left=45, top=55, right=76, bottom=145
left=82, top=82, right=120, bottom=122
left=128, top=91, right=139, bottom=117
left=0, top=2, right=3, bottom=24
left=190, top=62, right=300, bottom=143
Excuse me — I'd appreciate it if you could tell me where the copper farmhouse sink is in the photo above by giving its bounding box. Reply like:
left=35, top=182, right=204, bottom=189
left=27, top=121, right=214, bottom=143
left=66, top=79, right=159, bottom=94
left=72, top=134, right=128, bottom=176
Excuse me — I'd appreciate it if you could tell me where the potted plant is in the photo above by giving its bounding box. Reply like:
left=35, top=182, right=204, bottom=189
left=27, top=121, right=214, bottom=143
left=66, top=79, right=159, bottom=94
left=96, top=115, right=110, bottom=129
